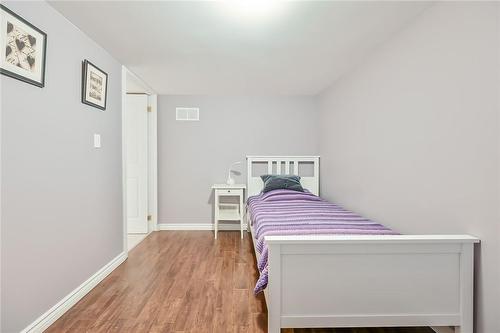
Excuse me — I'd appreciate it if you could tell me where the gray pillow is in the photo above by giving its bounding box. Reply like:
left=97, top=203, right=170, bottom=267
left=260, top=174, right=304, bottom=193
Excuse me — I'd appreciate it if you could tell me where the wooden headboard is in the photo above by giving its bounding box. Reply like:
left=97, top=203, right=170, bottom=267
left=246, top=156, right=320, bottom=198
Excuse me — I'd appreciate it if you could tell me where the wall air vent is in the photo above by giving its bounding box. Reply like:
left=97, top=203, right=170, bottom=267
left=176, top=107, right=199, bottom=121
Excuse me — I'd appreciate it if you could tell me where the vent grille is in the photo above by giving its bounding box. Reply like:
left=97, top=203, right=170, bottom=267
left=176, top=107, right=199, bottom=121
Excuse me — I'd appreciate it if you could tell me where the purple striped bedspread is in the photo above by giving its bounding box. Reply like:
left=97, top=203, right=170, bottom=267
left=248, top=189, right=398, bottom=294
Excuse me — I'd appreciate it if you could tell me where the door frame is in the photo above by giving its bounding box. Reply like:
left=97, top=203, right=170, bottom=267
left=121, top=66, right=158, bottom=254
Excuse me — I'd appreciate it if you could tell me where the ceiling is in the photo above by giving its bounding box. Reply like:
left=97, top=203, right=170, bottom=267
left=49, top=1, right=431, bottom=95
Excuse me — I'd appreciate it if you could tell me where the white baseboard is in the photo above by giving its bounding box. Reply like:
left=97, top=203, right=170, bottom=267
left=157, top=223, right=247, bottom=231
left=127, top=233, right=148, bottom=251
left=21, top=252, right=127, bottom=333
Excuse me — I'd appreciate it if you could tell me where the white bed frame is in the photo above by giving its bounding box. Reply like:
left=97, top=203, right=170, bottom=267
left=246, top=156, right=479, bottom=333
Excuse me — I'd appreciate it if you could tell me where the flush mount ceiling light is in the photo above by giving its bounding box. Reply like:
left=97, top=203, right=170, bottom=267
left=220, top=0, right=283, bottom=20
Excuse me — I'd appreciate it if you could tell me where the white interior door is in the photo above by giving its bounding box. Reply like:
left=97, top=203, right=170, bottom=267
left=126, top=94, right=148, bottom=234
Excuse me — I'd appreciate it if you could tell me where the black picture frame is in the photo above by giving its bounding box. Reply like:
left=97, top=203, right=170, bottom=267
left=81, top=59, right=108, bottom=111
left=0, top=4, right=47, bottom=88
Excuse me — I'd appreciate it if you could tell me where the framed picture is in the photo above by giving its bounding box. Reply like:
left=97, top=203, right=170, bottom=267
left=0, top=4, right=47, bottom=87
left=81, top=59, right=108, bottom=110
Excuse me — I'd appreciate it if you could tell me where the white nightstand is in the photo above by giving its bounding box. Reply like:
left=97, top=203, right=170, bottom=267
left=212, top=184, right=246, bottom=239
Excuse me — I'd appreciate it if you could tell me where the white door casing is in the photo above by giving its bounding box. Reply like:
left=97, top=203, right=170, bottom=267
left=126, top=94, right=148, bottom=233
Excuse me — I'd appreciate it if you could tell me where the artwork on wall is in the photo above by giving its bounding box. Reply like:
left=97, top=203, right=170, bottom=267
left=81, top=59, right=108, bottom=110
left=0, top=4, right=47, bottom=87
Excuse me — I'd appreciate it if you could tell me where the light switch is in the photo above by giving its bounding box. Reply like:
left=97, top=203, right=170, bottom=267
left=93, top=134, right=101, bottom=148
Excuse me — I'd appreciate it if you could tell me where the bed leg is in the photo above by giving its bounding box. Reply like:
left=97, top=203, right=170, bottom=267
left=267, top=243, right=282, bottom=333
left=246, top=210, right=250, bottom=233
left=268, top=321, right=280, bottom=333
left=456, top=243, right=474, bottom=333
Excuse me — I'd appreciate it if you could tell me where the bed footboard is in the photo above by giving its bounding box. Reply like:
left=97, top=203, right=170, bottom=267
left=265, top=235, right=479, bottom=333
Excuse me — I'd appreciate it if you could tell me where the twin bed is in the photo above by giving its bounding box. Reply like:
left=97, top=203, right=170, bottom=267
left=245, top=156, right=478, bottom=333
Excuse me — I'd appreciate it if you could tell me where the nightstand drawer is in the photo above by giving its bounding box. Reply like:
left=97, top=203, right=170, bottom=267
left=216, top=188, right=243, bottom=195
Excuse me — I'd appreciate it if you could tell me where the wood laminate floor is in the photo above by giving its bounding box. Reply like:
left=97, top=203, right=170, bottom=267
left=47, top=231, right=434, bottom=333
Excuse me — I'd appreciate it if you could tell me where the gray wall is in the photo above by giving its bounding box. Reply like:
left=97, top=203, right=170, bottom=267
left=1, top=2, right=123, bottom=332
left=318, top=3, right=499, bottom=333
left=158, top=95, right=318, bottom=226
